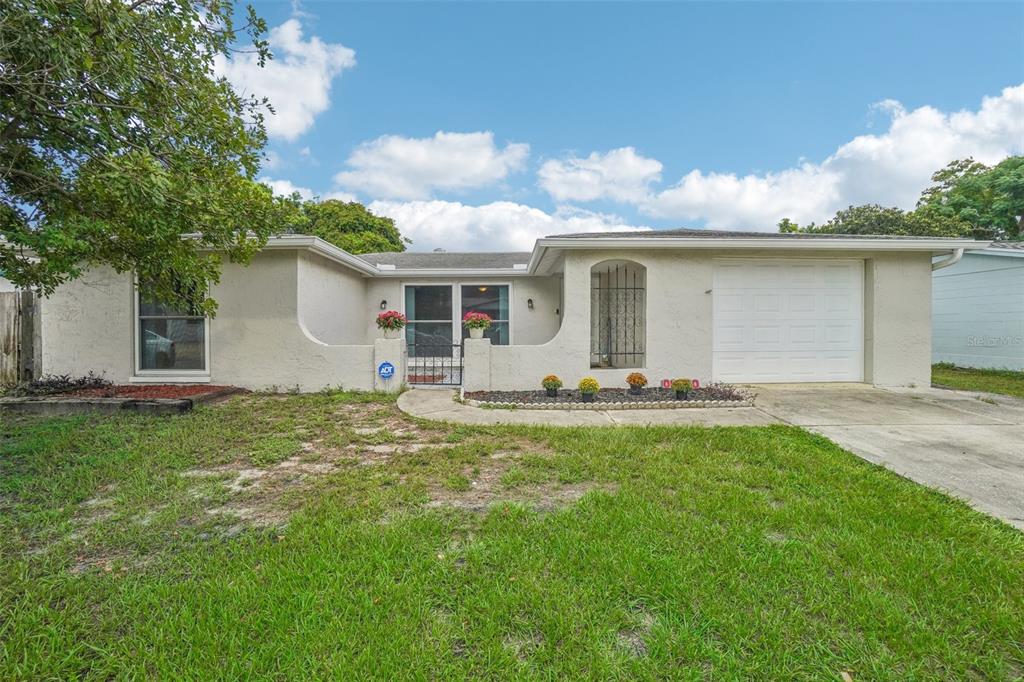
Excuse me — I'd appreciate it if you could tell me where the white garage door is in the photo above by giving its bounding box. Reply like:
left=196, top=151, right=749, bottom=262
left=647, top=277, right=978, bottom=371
left=713, top=260, right=864, bottom=383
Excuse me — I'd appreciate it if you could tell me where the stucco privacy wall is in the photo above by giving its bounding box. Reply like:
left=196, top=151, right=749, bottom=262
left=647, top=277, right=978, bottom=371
left=41, top=265, right=135, bottom=382
left=297, top=251, right=366, bottom=345
left=471, top=249, right=934, bottom=391
left=210, top=251, right=374, bottom=391
left=362, top=275, right=562, bottom=345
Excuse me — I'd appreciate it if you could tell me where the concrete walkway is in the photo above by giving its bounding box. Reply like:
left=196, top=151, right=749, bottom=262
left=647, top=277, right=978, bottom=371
left=398, top=385, right=1024, bottom=530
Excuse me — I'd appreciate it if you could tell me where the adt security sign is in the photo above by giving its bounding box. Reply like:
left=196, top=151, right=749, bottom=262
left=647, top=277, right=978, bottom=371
left=377, top=361, right=396, bottom=380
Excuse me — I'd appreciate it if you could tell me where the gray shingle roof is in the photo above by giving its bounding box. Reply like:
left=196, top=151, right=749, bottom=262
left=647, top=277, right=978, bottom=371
left=357, top=251, right=531, bottom=269
left=988, top=240, right=1024, bottom=251
left=549, top=227, right=970, bottom=240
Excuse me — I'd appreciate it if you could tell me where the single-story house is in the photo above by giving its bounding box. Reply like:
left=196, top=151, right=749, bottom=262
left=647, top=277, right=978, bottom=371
left=3, top=229, right=989, bottom=391
left=933, top=241, right=1024, bottom=371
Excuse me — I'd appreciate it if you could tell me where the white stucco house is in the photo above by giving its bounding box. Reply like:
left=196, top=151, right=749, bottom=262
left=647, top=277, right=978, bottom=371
left=3, top=229, right=989, bottom=392
left=933, top=241, right=1024, bottom=371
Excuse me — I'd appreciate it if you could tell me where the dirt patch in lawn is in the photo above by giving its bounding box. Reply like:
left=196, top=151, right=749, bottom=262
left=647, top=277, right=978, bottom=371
left=172, top=403, right=594, bottom=534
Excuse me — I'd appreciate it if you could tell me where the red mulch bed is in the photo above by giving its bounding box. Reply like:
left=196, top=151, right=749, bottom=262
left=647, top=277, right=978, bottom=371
left=60, top=384, right=233, bottom=400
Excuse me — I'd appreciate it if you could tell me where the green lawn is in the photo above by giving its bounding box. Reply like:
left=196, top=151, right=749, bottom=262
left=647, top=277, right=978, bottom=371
left=933, top=362, right=1024, bottom=399
left=1, top=393, right=1022, bottom=680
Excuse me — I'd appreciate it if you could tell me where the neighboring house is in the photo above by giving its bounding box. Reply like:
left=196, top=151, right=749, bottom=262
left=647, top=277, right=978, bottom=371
left=933, top=241, right=1024, bottom=371
left=31, top=229, right=987, bottom=391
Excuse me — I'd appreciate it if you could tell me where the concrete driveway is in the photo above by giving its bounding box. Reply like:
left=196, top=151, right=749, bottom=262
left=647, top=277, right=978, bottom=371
left=753, top=384, right=1024, bottom=530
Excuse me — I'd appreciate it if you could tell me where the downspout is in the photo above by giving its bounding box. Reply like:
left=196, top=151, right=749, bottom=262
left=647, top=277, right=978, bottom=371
left=931, top=248, right=964, bottom=271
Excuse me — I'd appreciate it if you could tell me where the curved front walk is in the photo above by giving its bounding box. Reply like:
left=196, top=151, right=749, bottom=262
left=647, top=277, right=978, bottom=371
left=398, top=386, right=1024, bottom=530
left=397, top=389, right=779, bottom=426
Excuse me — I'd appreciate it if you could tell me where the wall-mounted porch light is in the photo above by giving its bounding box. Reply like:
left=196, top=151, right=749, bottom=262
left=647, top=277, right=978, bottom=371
left=527, top=298, right=534, bottom=309
left=379, top=299, right=388, bottom=310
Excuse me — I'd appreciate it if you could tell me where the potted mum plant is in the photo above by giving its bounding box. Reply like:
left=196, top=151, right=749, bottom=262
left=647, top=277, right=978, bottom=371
left=672, top=378, right=693, bottom=400
left=626, top=372, right=648, bottom=395
left=542, top=374, right=563, bottom=397
left=462, top=311, right=492, bottom=339
left=376, top=310, right=407, bottom=339
left=578, top=376, right=600, bottom=403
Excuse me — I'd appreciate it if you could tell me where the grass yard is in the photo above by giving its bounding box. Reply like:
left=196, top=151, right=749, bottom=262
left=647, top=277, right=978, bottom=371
left=933, top=362, right=1024, bottom=400
left=1, top=392, right=1022, bottom=680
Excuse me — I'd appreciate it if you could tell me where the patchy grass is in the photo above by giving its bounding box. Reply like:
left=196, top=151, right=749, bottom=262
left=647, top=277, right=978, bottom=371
left=1, top=391, right=1022, bottom=679
left=933, top=362, right=1024, bottom=399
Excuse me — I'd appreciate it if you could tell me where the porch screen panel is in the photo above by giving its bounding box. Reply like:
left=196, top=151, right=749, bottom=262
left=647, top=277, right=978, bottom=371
left=405, top=285, right=453, bottom=357
left=461, top=285, right=509, bottom=345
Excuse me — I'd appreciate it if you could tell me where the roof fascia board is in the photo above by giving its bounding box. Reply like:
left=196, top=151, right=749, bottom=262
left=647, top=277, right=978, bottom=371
left=261, top=235, right=380, bottom=276
left=372, top=268, right=536, bottom=278
left=528, top=237, right=992, bottom=273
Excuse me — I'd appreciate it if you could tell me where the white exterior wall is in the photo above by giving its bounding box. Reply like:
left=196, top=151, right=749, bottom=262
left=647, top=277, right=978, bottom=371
left=39, top=251, right=376, bottom=391
left=41, top=265, right=136, bottom=383
left=481, top=249, right=934, bottom=390
left=363, top=275, right=562, bottom=345
left=35, top=244, right=938, bottom=392
left=210, top=251, right=373, bottom=391
left=932, top=252, right=1024, bottom=370
left=0, top=276, right=16, bottom=292
left=297, top=251, right=366, bottom=345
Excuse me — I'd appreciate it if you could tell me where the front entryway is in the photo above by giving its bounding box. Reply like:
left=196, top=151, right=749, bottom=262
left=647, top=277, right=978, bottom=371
left=712, top=259, right=864, bottom=383
left=406, top=343, right=463, bottom=386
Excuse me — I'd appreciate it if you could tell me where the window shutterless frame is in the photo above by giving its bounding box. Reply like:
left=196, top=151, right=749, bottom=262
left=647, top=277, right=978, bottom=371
left=132, top=279, right=211, bottom=381
left=400, top=281, right=515, bottom=355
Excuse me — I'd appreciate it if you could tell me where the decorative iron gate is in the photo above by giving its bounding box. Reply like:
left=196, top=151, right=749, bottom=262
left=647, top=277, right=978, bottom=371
left=406, top=343, right=463, bottom=386
left=590, top=262, right=646, bottom=368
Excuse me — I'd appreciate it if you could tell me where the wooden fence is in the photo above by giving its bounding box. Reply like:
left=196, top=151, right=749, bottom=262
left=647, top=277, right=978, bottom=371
left=0, top=291, right=39, bottom=386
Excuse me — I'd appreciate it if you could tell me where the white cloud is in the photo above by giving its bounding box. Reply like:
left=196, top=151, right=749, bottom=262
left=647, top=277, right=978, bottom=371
left=259, top=176, right=313, bottom=200
left=642, top=83, right=1024, bottom=230
left=335, top=131, right=529, bottom=200
left=215, top=18, right=356, bottom=141
left=322, top=190, right=358, bottom=203
left=368, top=200, right=649, bottom=252
left=538, top=147, right=662, bottom=203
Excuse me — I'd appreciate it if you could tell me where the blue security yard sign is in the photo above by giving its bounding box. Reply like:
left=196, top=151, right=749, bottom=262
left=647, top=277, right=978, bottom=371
left=378, top=361, right=396, bottom=380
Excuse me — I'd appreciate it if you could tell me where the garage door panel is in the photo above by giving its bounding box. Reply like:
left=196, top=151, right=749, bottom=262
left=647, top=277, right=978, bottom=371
left=713, top=260, right=863, bottom=383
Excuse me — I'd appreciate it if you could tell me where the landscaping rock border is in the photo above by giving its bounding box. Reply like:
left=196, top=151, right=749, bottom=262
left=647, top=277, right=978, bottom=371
left=463, top=397, right=753, bottom=410
left=461, top=385, right=754, bottom=410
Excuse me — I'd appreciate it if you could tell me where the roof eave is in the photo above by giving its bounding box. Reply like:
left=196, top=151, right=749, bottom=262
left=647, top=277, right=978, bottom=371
left=261, top=235, right=380, bottom=276
left=528, top=236, right=992, bottom=274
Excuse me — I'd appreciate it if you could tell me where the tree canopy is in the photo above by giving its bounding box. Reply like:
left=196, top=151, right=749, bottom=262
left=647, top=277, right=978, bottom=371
left=1, top=0, right=282, bottom=314
left=779, top=156, right=1024, bottom=240
left=288, top=199, right=408, bottom=254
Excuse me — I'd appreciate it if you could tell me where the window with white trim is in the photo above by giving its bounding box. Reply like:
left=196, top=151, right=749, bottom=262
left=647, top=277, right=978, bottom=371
left=137, top=283, right=208, bottom=372
left=460, top=285, right=509, bottom=345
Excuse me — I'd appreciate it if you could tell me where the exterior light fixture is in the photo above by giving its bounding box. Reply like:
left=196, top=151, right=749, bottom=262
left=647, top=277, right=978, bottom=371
left=379, top=299, right=387, bottom=310
left=527, top=298, right=534, bottom=309
left=478, top=286, right=488, bottom=292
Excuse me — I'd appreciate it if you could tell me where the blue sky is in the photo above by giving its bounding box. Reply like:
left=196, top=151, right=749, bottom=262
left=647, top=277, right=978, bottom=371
left=221, top=1, right=1024, bottom=251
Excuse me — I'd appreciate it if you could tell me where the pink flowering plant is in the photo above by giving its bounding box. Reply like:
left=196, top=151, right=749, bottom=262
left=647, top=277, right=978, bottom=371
left=376, top=310, right=407, bottom=331
left=461, top=311, right=492, bottom=330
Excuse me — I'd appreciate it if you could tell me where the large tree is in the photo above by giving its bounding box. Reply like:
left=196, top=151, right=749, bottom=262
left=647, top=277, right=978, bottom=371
left=293, top=199, right=408, bottom=254
left=778, top=156, right=1023, bottom=240
left=1, top=0, right=282, bottom=314
left=778, top=204, right=971, bottom=237
left=918, top=156, right=1024, bottom=240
